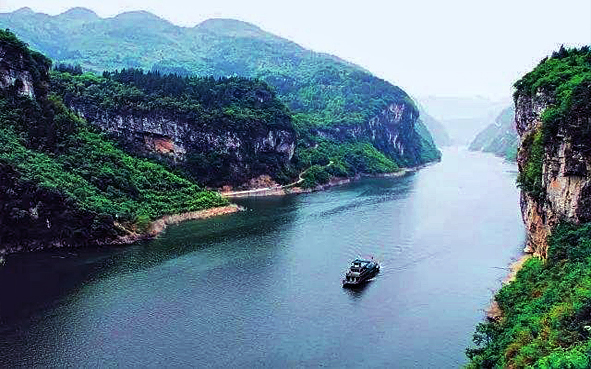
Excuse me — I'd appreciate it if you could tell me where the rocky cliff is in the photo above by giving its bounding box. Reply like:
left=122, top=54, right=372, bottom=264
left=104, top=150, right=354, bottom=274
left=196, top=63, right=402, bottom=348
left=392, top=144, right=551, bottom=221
left=515, top=47, right=591, bottom=257
left=466, top=47, right=591, bottom=368
left=50, top=69, right=298, bottom=188
left=70, top=97, right=296, bottom=187
left=313, top=102, right=438, bottom=166
left=0, top=32, right=50, bottom=99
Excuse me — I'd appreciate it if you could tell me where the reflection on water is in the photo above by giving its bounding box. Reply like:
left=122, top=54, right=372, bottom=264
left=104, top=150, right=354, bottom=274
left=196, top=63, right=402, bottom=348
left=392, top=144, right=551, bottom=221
left=343, top=280, right=376, bottom=300
left=0, top=147, right=525, bottom=368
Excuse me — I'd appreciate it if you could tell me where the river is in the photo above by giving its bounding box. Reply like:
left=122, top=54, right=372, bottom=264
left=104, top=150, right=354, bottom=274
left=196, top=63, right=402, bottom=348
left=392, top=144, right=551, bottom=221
left=0, top=147, right=524, bottom=368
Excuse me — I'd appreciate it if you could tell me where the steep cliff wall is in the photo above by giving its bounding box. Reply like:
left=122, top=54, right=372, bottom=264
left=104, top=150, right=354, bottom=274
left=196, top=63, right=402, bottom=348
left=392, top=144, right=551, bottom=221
left=467, top=48, right=591, bottom=368
left=312, top=102, right=437, bottom=166
left=515, top=47, right=591, bottom=257
left=0, top=32, right=50, bottom=99
left=50, top=70, right=297, bottom=188
left=71, top=102, right=296, bottom=187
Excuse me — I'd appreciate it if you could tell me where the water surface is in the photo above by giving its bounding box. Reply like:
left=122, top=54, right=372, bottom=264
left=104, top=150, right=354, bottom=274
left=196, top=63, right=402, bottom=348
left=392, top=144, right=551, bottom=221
left=0, top=147, right=525, bottom=368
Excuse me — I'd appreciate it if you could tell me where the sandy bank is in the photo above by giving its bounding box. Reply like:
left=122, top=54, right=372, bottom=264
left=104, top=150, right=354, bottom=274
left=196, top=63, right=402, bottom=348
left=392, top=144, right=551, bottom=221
left=111, top=204, right=243, bottom=245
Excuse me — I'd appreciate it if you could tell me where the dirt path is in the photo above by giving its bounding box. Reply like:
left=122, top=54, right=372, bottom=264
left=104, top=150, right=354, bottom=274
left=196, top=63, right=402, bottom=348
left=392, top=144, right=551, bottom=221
left=221, top=161, right=335, bottom=198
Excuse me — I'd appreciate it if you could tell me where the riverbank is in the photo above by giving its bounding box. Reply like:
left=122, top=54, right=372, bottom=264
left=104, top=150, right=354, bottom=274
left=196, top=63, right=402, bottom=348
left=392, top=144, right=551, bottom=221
left=222, top=169, right=412, bottom=199
left=109, top=204, right=243, bottom=245
left=0, top=205, right=243, bottom=262
left=486, top=253, right=532, bottom=320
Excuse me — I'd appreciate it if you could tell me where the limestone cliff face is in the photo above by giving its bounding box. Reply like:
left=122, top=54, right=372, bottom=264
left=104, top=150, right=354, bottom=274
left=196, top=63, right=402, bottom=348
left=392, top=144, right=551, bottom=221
left=69, top=103, right=296, bottom=187
left=0, top=46, right=38, bottom=98
left=314, top=102, right=435, bottom=166
left=515, top=91, right=591, bottom=257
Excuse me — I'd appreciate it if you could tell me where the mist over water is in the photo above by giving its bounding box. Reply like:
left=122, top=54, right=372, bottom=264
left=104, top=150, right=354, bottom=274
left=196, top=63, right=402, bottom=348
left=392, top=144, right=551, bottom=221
left=0, top=147, right=524, bottom=368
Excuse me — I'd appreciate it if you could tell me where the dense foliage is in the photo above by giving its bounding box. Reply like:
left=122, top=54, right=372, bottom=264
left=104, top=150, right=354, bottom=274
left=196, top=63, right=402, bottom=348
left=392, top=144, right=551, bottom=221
left=52, top=68, right=293, bottom=131
left=295, top=140, right=399, bottom=188
left=0, top=32, right=227, bottom=248
left=515, top=46, right=591, bottom=144
left=467, top=223, right=591, bottom=368
left=515, top=46, right=591, bottom=197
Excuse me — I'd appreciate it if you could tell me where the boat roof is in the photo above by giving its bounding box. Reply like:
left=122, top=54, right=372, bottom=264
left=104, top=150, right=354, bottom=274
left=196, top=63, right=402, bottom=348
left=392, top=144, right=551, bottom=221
left=352, top=259, right=372, bottom=264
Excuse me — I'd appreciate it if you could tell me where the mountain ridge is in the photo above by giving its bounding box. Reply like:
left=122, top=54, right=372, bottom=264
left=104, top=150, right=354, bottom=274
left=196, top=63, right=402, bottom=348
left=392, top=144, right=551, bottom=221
left=0, top=7, right=441, bottom=179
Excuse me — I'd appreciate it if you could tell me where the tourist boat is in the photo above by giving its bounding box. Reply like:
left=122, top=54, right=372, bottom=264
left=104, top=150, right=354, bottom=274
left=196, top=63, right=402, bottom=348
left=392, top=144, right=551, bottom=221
left=342, top=258, right=380, bottom=287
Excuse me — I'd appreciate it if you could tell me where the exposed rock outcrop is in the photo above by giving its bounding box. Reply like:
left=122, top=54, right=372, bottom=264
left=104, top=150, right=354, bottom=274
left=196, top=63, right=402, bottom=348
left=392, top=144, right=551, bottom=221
left=0, top=43, right=42, bottom=98
left=70, top=105, right=296, bottom=187
left=313, top=102, right=437, bottom=166
left=515, top=89, right=591, bottom=257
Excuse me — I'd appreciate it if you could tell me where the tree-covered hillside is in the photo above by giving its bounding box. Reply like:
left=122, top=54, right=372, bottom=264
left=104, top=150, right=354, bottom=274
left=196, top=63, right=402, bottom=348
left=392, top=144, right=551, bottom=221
left=469, top=106, right=518, bottom=161
left=0, top=7, right=440, bottom=174
left=0, top=30, right=227, bottom=252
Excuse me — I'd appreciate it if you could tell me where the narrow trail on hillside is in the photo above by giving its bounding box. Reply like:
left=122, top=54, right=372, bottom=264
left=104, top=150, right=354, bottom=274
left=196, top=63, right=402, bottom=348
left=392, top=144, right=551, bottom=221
left=221, top=161, right=335, bottom=197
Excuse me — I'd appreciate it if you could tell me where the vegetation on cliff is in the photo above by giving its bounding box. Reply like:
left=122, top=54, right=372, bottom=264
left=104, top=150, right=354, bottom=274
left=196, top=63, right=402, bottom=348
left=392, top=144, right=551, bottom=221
left=515, top=46, right=591, bottom=199
left=0, top=30, right=227, bottom=250
left=517, top=127, right=545, bottom=199
left=295, top=140, right=399, bottom=188
left=468, top=45, right=591, bottom=368
left=50, top=67, right=297, bottom=186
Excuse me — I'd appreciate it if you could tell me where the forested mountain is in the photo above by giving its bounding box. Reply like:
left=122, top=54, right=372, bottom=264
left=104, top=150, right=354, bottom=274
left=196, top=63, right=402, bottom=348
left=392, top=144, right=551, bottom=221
left=0, top=30, right=228, bottom=254
left=0, top=7, right=440, bottom=179
left=469, top=106, right=518, bottom=161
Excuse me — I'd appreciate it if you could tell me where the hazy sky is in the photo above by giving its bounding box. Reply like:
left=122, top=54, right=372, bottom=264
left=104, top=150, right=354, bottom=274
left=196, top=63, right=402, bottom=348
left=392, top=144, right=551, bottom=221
left=1, top=0, right=589, bottom=100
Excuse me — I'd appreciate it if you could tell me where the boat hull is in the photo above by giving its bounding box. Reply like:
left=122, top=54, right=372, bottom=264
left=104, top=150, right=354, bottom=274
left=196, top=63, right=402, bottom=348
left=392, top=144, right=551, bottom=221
left=342, top=266, right=379, bottom=287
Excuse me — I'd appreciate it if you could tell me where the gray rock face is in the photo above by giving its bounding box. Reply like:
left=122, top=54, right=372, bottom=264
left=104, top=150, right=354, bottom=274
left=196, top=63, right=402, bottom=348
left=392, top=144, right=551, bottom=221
left=70, top=103, right=296, bottom=187
left=314, top=102, right=428, bottom=166
left=0, top=48, right=36, bottom=98
left=516, top=92, right=591, bottom=257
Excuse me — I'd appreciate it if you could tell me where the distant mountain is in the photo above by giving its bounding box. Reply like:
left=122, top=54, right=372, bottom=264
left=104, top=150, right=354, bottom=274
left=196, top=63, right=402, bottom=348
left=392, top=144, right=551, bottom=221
left=418, top=96, right=511, bottom=145
left=0, top=7, right=440, bottom=178
left=415, top=101, right=452, bottom=146
left=469, top=106, right=518, bottom=161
